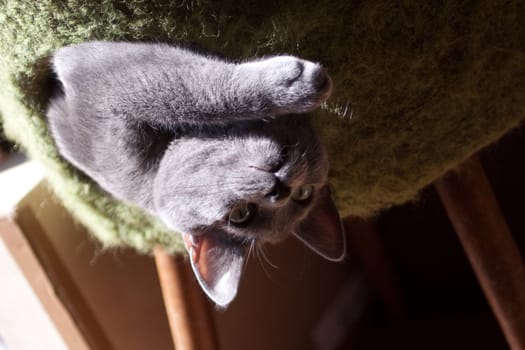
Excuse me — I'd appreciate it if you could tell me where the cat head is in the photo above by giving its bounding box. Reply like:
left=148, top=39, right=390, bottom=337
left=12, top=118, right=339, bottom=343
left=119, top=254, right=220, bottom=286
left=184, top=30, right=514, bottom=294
left=153, top=116, right=345, bottom=306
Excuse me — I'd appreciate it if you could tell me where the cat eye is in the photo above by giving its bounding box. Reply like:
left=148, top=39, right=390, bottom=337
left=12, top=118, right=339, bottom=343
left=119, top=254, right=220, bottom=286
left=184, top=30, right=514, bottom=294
left=291, top=184, right=314, bottom=202
left=229, top=202, right=257, bottom=225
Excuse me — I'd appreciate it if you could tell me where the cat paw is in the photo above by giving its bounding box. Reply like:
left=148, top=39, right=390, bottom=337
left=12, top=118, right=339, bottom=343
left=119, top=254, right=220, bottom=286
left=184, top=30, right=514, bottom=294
left=240, top=56, right=332, bottom=115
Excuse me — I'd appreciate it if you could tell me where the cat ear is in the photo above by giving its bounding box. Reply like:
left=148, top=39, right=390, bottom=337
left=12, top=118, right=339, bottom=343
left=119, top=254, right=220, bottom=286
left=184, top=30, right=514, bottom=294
left=293, top=185, right=346, bottom=261
left=182, top=231, right=247, bottom=307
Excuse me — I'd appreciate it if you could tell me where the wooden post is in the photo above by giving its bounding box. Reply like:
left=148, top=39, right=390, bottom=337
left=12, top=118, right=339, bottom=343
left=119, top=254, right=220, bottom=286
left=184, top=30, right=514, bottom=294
left=0, top=148, right=7, bottom=166
left=154, top=247, right=219, bottom=350
left=435, top=156, right=525, bottom=350
left=345, top=217, right=406, bottom=322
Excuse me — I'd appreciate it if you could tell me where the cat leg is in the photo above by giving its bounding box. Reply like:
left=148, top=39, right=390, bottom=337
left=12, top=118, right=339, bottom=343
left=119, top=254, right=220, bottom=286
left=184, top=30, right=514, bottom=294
left=232, top=56, right=333, bottom=116
left=51, top=42, right=332, bottom=126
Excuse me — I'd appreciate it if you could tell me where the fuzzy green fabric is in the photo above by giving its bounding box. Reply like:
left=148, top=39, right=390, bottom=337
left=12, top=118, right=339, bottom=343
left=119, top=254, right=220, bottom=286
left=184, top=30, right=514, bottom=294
left=0, top=1, right=524, bottom=254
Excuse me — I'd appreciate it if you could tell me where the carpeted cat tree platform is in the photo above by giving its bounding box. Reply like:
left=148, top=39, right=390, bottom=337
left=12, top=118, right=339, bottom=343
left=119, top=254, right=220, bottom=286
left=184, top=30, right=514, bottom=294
left=1, top=1, right=524, bottom=349
left=1, top=1, right=523, bottom=254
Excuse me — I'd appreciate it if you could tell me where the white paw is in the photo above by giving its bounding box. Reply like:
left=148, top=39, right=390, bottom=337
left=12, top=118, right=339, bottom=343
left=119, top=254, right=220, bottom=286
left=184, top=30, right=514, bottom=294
left=241, top=56, right=332, bottom=115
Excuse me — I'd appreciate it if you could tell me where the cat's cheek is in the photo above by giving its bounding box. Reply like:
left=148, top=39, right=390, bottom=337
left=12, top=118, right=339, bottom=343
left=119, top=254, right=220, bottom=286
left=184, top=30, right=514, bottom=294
left=152, top=197, right=183, bottom=234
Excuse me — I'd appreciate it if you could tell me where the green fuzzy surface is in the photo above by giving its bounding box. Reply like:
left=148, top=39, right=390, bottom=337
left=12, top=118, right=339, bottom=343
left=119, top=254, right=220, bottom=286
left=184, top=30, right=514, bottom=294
left=0, top=1, right=524, bottom=254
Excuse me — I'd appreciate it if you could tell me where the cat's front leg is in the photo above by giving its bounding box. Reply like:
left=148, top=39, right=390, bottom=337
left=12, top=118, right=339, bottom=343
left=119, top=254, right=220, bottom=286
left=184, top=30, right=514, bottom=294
left=233, top=56, right=333, bottom=116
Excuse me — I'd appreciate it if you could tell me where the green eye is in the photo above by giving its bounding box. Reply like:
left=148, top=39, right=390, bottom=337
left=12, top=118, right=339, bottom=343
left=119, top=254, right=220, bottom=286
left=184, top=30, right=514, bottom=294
left=291, top=184, right=314, bottom=201
left=229, top=202, right=256, bottom=225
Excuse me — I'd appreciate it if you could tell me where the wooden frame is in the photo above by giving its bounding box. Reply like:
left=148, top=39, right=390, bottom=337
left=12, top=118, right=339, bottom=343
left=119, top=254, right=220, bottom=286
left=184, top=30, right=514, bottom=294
left=435, top=157, right=525, bottom=350
left=154, top=247, right=219, bottom=350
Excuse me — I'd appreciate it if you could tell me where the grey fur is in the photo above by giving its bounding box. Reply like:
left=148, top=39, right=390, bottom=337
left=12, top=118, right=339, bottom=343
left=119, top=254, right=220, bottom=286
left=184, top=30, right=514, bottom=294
left=47, top=41, right=343, bottom=305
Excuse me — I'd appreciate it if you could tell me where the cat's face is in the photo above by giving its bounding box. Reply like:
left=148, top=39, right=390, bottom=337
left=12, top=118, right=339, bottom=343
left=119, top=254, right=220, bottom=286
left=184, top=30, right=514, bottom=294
left=154, top=116, right=327, bottom=243
left=153, top=116, right=345, bottom=306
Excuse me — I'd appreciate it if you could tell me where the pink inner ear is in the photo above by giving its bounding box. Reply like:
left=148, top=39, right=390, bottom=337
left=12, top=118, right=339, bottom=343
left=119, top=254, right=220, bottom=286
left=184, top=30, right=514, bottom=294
left=183, top=232, right=247, bottom=307
left=293, top=185, right=346, bottom=262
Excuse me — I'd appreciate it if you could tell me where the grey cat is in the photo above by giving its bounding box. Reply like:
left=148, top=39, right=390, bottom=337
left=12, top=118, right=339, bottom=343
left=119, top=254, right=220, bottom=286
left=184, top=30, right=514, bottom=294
left=47, top=41, right=345, bottom=306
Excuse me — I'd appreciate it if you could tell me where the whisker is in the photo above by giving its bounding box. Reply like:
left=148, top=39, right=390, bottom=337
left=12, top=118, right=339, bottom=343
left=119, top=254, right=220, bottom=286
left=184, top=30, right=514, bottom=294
left=243, top=240, right=256, bottom=273
left=255, top=244, right=273, bottom=279
left=248, top=240, right=256, bottom=259
left=257, top=244, right=279, bottom=270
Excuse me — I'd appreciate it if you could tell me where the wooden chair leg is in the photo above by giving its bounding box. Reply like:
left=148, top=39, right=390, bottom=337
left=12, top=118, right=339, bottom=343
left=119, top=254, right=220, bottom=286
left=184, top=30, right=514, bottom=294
left=0, top=148, right=7, bottom=166
left=154, top=247, right=219, bottom=350
left=345, top=217, right=406, bottom=322
left=435, top=156, right=525, bottom=350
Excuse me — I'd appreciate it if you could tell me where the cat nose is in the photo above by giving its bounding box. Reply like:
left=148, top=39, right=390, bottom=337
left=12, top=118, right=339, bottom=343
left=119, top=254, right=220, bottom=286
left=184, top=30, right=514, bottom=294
left=265, top=179, right=291, bottom=203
